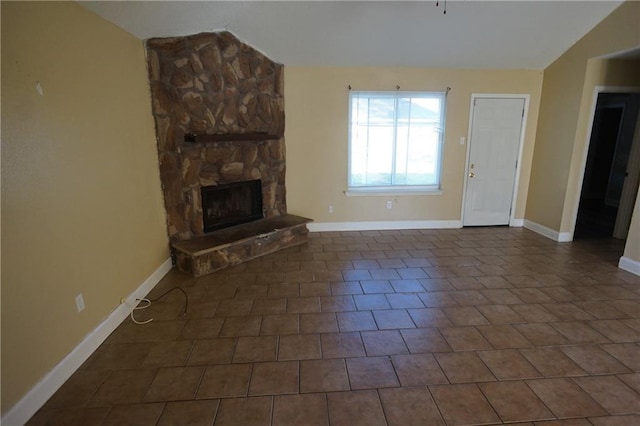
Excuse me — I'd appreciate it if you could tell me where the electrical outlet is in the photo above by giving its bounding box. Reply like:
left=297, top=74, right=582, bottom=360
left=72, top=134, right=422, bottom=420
left=386, top=201, right=393, bottom=209
left=328, top=204, right=334, bottom=213
left=75, top=294, right=85, bottom=312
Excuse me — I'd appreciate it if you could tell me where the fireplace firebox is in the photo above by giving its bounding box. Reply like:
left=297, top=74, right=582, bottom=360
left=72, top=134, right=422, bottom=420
left=201, top=180, right=263, bottom=233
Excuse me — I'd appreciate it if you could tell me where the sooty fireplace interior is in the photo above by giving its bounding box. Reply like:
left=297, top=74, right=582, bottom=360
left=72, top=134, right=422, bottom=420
left=201, top=179, right=263, bottom=233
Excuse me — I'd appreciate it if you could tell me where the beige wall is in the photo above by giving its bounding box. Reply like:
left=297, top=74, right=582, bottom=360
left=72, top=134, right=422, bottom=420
left=285, top=67, right=542, bottom=225
left=1, top=1, right=168, bottom=413
left=526, top=1, right=640, bottom=233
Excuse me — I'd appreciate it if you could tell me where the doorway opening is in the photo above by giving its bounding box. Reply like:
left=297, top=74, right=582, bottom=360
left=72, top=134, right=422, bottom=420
left=574, top=92, right=640, bottom=239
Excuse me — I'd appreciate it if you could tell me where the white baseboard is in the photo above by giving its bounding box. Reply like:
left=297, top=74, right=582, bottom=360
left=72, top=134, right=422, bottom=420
left=619, top=256, right=640, bottom=276
left=510, top=218, right=524, bottom=227
left=307, top=220, right=463, bottom=232
left=557, top=232, right=572, bottom=242
left=523, top=219, right=572, bottom=242
left=1, top=257, right=173, bottom=426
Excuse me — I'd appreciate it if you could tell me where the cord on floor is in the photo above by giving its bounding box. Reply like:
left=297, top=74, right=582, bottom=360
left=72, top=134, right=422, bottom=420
left=130, top=287, right=189, bottom=325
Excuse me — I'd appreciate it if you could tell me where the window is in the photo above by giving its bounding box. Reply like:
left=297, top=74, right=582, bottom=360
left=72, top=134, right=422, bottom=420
left=348, top=91, right=446, bottom=192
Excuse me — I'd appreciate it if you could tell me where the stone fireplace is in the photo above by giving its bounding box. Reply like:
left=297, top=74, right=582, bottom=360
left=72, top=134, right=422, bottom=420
left=146, top=31, right=310, bottom=276
left=201, top=179, right=263, bottom=233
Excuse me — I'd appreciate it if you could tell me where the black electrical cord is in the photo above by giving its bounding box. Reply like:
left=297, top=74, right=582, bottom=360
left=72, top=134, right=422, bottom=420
left=148, top=287, right=189, bottom=316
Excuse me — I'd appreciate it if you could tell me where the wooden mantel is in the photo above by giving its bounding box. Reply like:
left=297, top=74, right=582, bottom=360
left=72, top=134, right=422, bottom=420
left=184, top=132, right=281, bottom=143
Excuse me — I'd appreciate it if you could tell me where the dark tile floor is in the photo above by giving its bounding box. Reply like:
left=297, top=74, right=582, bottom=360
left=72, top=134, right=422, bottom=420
left=28, top=227, right=640, bottom=425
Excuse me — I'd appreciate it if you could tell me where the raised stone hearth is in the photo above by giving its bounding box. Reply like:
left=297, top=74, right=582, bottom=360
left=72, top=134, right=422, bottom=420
left=146, top=32, right=308, bottom=275
left=172, top=214, right=311, bottom=277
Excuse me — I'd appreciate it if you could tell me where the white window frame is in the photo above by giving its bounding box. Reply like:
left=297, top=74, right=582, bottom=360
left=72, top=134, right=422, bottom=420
left=347, top=90, right=446, bottom=195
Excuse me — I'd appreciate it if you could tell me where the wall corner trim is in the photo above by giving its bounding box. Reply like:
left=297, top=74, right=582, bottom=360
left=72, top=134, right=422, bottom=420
left=523, top=219, right=572, bottom=242
left=1, top=257, right=173, bottom=426
left=510, top=218, right=525, bottom=227
left=307, top=220, right=463, bottom=232
left=619, top=256, right=640, bottom=276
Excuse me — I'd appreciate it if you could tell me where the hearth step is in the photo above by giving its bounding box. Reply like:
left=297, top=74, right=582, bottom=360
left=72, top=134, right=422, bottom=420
left=171, top=214, right=312, bottom=277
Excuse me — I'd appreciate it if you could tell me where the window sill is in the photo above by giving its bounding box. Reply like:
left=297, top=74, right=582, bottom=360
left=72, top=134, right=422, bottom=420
left=345, top=187, right=443, bottom=197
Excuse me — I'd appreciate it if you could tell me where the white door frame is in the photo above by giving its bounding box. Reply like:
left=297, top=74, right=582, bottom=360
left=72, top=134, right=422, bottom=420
left=567, top=85, right=640, bottom=241
left=614, top=111, right=640, bottom=239
left=461, top=94, right=530, bottom=227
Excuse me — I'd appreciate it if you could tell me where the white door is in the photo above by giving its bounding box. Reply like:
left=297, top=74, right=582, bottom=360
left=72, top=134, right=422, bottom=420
left=463, top=97, right=525, bottom=226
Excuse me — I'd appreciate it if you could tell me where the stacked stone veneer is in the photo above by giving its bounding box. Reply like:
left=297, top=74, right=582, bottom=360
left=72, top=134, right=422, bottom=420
left=146, top=32, right=286, bottom=241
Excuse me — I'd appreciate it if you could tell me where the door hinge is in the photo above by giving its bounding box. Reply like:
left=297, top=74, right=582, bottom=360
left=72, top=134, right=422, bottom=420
left=522, top=108, right=525, bottom=117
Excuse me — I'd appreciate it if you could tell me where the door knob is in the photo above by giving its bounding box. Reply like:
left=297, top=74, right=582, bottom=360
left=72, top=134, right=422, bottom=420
left=468, top=172, right=475, bottom=178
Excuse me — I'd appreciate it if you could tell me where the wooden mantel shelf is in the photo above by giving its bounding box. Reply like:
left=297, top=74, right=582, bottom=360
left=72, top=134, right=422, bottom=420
left=184, top=132, right=281, bottom=143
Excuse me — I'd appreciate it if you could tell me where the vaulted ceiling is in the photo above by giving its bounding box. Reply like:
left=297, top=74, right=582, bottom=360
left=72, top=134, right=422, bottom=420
left=80, top=1, right=625, bottom=69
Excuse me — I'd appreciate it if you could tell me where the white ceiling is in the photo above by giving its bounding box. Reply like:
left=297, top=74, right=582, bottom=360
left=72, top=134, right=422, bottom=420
left=80, top=1, right=625, bottom=69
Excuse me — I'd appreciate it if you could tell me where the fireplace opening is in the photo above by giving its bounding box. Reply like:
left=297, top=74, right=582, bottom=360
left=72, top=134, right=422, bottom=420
left=201, top=179, right=263, bottom=233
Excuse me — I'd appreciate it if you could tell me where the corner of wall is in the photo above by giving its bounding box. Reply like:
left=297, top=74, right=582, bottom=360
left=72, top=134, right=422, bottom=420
left=619, top=256, right=640, bottom=276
